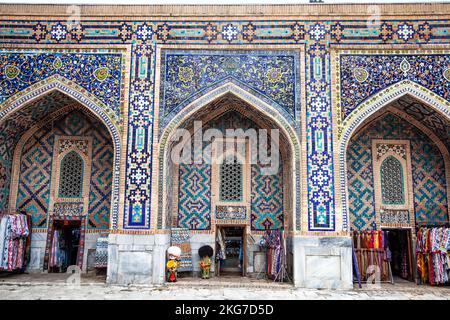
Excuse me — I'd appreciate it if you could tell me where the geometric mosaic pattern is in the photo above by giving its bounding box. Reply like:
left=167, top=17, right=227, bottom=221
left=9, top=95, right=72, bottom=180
left=16, top=128, right=53, bottom=227
left=178, top=164, right=211, bottom=230
left=220, top=159, right=243, bottom=202
left=347, top=112, right=448, bottom=230
left=58, top=139, right=90, bottom=156
left=16, top=109, right=113, bottom=229
left=204, top=110, right=255, bottom=132
left=88, top=142, right=114, bottom=230
left=64, top=111, right=113, bottom=230
left=123, top=42, right=153, bottom=229
left=411, top=137, right=448, bottom=224
left=0, top=91, right=76, bottom=214
left=346, top=133, right=376, bottom=231
left=391, top=95, right=450, bottom=151
left=375, top=143, right=406, bottom=160
left=251, top=164, right=284, bottom=231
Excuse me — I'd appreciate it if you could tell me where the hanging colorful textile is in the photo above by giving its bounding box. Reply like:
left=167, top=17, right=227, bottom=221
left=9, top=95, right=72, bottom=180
left=352, top=230, right=390, bottom=282
left=262, top=229, right=287, bottom=281
left=416, top=226, right=450, bottom=285
left=0, top=213, right=30, bottom=272
left=49, top=229, right=62, bottom=268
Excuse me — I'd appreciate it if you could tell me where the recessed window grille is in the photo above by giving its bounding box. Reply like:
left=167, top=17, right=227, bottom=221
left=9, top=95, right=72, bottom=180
left=220, top=156, right=243, bottom=202
left=381, top=155, right=405, bottom=205
left=59, top=151, right=84, bottom=198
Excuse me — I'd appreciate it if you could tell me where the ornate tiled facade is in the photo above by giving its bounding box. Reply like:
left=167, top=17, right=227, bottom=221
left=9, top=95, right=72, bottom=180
left=347, top=112, right=448, bottom=230
left=1, top=5, right=450, bottom=232
left=0, top=50, right=124, bottom=123
left=2, top=4, right=450, bottom=286
left=339, top=54, right=450, bottom=120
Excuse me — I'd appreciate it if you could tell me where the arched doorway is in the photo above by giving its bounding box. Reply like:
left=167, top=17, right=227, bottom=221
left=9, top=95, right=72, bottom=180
left=0, top=89, right=118, bottom=274
left=345, top=93, right=450, bottom=285
left=159, top=92, right=296, bottom=281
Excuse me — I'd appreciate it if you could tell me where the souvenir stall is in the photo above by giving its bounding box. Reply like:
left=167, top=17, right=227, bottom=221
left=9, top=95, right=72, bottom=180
left=386, top=229, right=413, bottom=281
left=353, top=229, right=415, bottom=284
left=48, top=220, right=81, bottom=272
left=215, top=226, right=245, bottom=276
left=0, top=211, right=31, bottom=272
left=416, top=226, right=450, bottom=285
left=170, top=228, right=193, bottom=274
left=352, top=230, right=391, bottom=282
left=261, top=229, right=288, bottom=282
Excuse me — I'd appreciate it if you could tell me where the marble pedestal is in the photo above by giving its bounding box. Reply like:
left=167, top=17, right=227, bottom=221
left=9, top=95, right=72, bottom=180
left=291, top=235, right=353, bottom=289
left=106, top=233, right=170, bottom=285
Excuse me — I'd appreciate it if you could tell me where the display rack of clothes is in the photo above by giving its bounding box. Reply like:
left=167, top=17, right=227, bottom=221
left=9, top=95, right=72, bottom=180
left=49, top=229, right=64, bottom=268
left=352, top=230, right=391, bottom=282
left=416, top=226, right=450, bottom=285
left=0, top=212, right=31, bottom=272
left=261, top=229, right=288, bottom=282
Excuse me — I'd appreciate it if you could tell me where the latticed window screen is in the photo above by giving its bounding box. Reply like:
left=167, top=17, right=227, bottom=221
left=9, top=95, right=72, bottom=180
left=59, top=151, right=84, bottom=198
left=220, top=156, right=243, bottom=202
left=380, top=156, right=405, bottom=205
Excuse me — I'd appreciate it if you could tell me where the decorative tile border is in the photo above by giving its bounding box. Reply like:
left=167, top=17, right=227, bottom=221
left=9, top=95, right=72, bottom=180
left=216, top=206, right=247, bottom=220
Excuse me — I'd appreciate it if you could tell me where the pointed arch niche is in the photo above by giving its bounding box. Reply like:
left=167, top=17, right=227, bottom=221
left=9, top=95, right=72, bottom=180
left=158, top=94, right=295, bottom=233
left=0, top=79, right=122, bottom=230
left=154, top=83, right=301, bottom=233
left=339, top=82, right=450, bottom=231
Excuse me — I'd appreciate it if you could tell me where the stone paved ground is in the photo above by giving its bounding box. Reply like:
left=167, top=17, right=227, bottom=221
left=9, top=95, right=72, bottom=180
left=0, top=273, right=449, bottom=300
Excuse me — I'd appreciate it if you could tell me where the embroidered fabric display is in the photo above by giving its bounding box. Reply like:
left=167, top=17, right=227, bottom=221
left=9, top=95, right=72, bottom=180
left=352, top=230, right=390, bottom=281
left=262, top=229, right=286, bottom=281
left=416, top=227, right=450, bottom=285
left=170, top=228, right=193, bottom=272
left=49, top=229, right=63, bottom=268
left=0, top=213, right=30, bottom=271
left=94, top=236, right=108, bottom=268
left=215, top=228, right=226, bottom=261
